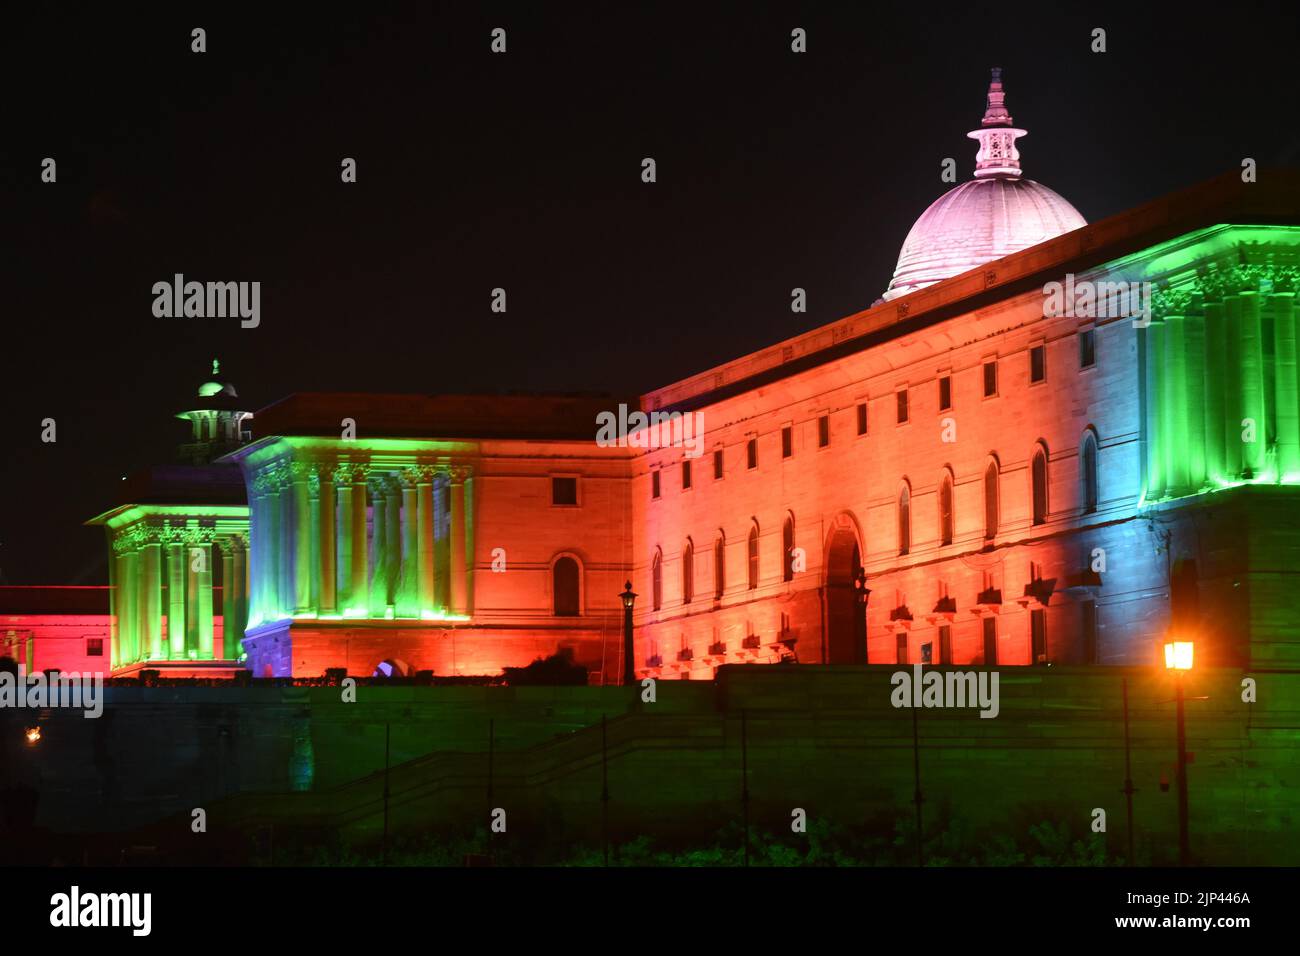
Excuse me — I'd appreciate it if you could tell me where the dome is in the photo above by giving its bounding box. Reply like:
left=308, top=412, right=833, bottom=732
left=882, top=69, right=1086, bottom=301
left=195, top=359, right=239, bottom=399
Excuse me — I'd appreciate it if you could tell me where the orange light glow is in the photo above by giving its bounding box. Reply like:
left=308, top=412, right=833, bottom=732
left=1163, top=641, right=1194, bottom=671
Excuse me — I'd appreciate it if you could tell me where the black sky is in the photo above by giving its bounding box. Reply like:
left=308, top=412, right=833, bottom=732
left=4, top=2, right=1299, bottom=585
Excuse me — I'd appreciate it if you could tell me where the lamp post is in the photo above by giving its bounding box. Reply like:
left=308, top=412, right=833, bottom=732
left=620, top=581, right=637, bottom=686
left=1163, top=639, right=1194, bottom=866
left=853, top=566, right=871, bottom=665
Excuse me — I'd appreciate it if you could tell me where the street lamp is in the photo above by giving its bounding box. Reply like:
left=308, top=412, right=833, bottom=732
left=1163, top=638, right=1194, bottom=866
left=620, top=581, right=637, bottom=686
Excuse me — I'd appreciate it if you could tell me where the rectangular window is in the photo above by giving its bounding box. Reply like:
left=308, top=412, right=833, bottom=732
left=818, top=415, right=830, bottom=448
left=713, top=448, right=724, bottom=480
left=1031, top=608, right=1047, bottom=663
left=746, top=438, right=757, bottom=470
left=651, top=471, right=660, bottom=500
left=551, top=476, right=578, bottom=506
left=681, top=459, right=692, bottom=491
left=895, top=633, right=908, bottom=665
left=86, top=637, right=104, bottom=657
left=896, top=389, right=909, bottom=424
left=982, top=617, right=998, bottom=665
left=781, top=425, right=793, bottom=459
left=938, top=625, right=952, bottom=665
left=1030, top=344, right=1046, bottom=384
left=856, top=402, right=868, bottom=436
left=1080, top=328, right=1096, bottom=369
left=1082, top=600, right=1098, bottom=664
left=983, top=360, right=998, bottom=397
left=921, top=642, right=933, bottom=664
left=938, top=375, right=952, bottom=412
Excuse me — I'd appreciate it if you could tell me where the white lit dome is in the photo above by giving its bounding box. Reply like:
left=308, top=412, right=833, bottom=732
left=883, top=69, right=1086, bottom=301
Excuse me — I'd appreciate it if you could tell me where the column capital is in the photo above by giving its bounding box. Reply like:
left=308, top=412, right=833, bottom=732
left=447, top=464, right=473, bottom=483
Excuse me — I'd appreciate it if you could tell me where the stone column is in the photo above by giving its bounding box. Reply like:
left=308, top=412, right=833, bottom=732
left=122, top=545, right=139, bottom=663
left=350, top=466, right=369, bottom=615
left=189, top=533, right=214, bottom=660
left=1164, top=314, right=1189, bottom=495
left=166, top=537, right=186, bottom=658
left=109, top=545, right=123, bottom=669
left=369, top=476, right=390, bottom=613
left=385, top=479, right=401, bottom=609
left=399, top=473, right=419, bottom=618
left=232, top=536, right=248, bottom=655
left=220, top=540, right=237, bottom=658
left=1202, top=300, right=1227, bottom=483
left=1238, top=291, right=1266, bottom=477
left=449, top=467, right=468, bottom=615
left=318, top=465, right=337, bottom=615
left=263, top=472, right=283, bottom=623
left=1274, top=292, right=1299, bottom=479
left=291, top=463, right=313, bottom=614
left=1144, top=320, right=1165, bottom=499
left=142, top=538, right=163, bottom=660
left=1223, top=296, right=1244, bottom=479
left=417, top=469, right=436, bottom=614
left=336, top=470, right=354, bottom=611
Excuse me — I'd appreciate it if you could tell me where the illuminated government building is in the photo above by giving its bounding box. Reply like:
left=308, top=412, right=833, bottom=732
left=5, top=71, right=1299, bottom=681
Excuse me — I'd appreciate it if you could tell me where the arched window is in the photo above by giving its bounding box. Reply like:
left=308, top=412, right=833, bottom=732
left=747, top=523, right=759, bottom=590
left=651, top=549, right=663, bottom=611
left=714, top=531, right=726, bottom=599
left=984, top=459, right=999, bottom=540
left=1080, top=431, right=1099, bottom=514
left=1031, top=444, right=1049, bottom=526
left=782, top=514, right=795, bottom=582
left=898, top=483, right=911, bottom=556
left=682, top=539, right=694, bottom=604
left=938, top=472, right=954, bottom=546
left=553, top=556, right=580, bottom=617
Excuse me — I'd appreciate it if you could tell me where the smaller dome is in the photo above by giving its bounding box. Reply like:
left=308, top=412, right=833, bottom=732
left=196, top=360, right=238, bottom=399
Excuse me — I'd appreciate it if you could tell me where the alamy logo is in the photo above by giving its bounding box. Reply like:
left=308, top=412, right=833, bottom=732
left=0, top=666, right=103, bottom=718
left=596, top=403, right=706, bottom=459
left=152, top=274, right=260, bottom=328
left=890, top=664, right=1000, bottom=719
left=49, top=886, right=151, bottom=936
left=1042, top=273, right=1152, bottom=327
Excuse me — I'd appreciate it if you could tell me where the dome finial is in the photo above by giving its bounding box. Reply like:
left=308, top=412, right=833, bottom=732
left=212, top=358, right=220, bottom=377
left=967, top=67, right=1027, bottom=179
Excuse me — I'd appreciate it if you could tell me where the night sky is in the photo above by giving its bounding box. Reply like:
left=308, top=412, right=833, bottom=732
left=5, top=3, right=1298, bottom=585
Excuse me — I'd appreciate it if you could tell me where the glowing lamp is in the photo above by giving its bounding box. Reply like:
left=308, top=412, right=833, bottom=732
left=1164, top=641, right=1194, bottom=671
left=25, top=726, right=41, bottom=745
left=619, top=582, right=637, bottom=610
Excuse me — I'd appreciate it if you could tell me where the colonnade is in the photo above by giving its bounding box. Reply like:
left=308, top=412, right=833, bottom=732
left=1145, top=266, right=1298, bottom=498
left=109, top=521, right=249, bottom=667
left=246, top=460, right=473, bottom=628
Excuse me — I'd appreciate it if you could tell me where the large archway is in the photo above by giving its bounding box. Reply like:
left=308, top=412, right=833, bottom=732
left=825, top=517, right=866, bottom=664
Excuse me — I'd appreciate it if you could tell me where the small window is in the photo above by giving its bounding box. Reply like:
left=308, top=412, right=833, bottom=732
left=856, top=402, right=868, bottom=436
left=651, top=471, right=661, bottom=500
left=713, top=448, right=724, bottom=480
left=921, top=642, right=933, bottom=664
left=551, top=476, right=578, bottom=506
left=651, top=551, right=663, bottom=611
left=983, top=360, right=998, bottom=397
left=1030, top=344, right=1046, bottom=384
left=939, top=474, right=954, bottom=546
left=896, top=389, right=909, bottom=424
left=746, top=438, right=757, bottom=470
left=982, top=617, right=998, bottom=665
left=682, top=541, right=694, bottom=604
left=1079, top=328, right=1096, bottom=369
left=782, top=515, right=795, bottom=583
left=938, top=376, right=952, bottom=412
left=682, top=459, right=692, bottom=491
left=86, top=637, right=104, bottom=657
left=898, top=485, right=911, bottom=556
left=714, top=534, right=726, bottom=599
left=938, top=625, right=952, bottom=665
left=984, top=460, right=999, bottom=540
left=747, top=525, right=759, bottom=590
left=781, top=426, right=793, bottom=459
left=1081, top=433, right=1099, bottom=514
left=895, top=633, right=908, bottom=665
left=818, top=415, right=830, bottom=448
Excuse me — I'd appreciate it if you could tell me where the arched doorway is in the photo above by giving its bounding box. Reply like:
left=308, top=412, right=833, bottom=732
left=825, top=518, right=866, bottom=664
